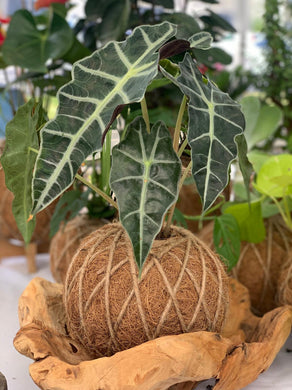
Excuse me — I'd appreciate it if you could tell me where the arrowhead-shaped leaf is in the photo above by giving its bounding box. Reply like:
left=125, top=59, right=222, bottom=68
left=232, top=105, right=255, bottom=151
left=32, top=22, right=177, bottom=215
left=161, top=53, right=245, bottom=211
left=110, top=117, right=181, bottom=270
left=0, top=100, right=45, bottom=244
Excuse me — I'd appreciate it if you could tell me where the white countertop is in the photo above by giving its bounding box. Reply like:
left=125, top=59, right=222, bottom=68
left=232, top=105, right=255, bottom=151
left=0, top=253, right=291, bottom=390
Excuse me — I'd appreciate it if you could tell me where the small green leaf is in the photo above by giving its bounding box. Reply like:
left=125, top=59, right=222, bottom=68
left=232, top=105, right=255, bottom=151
left=0, top=99, right=45, bottom=244
left=223, top=199, right=266, bottom=243
left=189, top=31, right=213, bottom=50
left=110, top=117, right=181, bottom=270
left=255, top=154, right=292, bottom=197
left=213, top=214, right=241, bottom=271
left=171, top=208, right=188, bottom=229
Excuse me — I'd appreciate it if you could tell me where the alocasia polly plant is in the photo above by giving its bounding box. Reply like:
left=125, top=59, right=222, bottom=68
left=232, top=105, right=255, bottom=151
left=1, top=22, right=251, bottom=271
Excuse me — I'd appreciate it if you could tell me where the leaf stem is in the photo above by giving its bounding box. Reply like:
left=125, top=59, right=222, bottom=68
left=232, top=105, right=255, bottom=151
left=141, top=96, right=150, bottom=134
left=75, top=173, right=118, bottom=210
left=173, top=95, right=187, bottom=153
left=177, top=137, right=188, bottom=158
left=163, top=160, right=192, bottom=236
left=28, top=147, right=39, bottom=154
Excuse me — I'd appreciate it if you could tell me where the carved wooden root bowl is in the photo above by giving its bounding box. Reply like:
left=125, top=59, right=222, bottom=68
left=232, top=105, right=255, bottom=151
left=14, top=277, right=292, bottom=390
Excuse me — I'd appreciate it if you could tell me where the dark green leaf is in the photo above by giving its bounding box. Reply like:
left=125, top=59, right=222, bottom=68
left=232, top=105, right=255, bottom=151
left=110, top=117, right=181, bottom=270
left=32, top=22, right=177, bottom=215
left=2, top=10, right=74, bottom=72
left=161, top=12, right=200, bottom=40
left=213, top=214, right=241, bottom=271
left=161, top=53, right=245, bottom=211
left=194, top=47, right=232, bottom=67
left=0, top=100, right=45, bottom=244
left=61, top=37, right=91, bottom=64
left=98, top=0, right=130, bottom=43
left=200, top=10, right=236, bottom=33
left=143, top=0, right=174, bottom=8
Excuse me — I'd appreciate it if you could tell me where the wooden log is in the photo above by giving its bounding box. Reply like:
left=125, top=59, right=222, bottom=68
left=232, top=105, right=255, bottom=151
left=13, top=277, right=292, bottom=390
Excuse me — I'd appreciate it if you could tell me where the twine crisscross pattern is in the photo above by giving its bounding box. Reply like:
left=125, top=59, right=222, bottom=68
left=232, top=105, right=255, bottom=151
left=64, top=223, right=229, bottom=357
left=50, top=215, right=106, bottom=283
left=233, top=216, right=292, bottom=314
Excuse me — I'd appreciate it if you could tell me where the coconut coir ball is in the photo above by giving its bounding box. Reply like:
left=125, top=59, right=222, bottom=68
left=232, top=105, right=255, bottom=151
left=64, top=222, right=229, bottom=358
left=198, top=216, right=292, bottom=315
left=50, top=215, right=107, bottom=283
left=277, top=254, right=292, bottom=306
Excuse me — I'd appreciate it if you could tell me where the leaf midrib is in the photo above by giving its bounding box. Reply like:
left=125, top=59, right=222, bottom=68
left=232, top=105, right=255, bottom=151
left=34, top=28, right=174, bottom=213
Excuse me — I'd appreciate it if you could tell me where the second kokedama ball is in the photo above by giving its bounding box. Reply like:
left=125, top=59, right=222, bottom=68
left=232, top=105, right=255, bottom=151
left=64, top=223, right=229, bottom=358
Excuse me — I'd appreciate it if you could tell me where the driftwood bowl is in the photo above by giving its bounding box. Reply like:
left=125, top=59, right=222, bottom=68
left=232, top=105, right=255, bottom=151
left=13, top=276, right=292, bottom=390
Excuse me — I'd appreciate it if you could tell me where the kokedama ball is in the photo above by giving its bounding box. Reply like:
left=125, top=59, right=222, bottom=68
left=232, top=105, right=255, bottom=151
left=277, top=254, right=292, bottom=307
left=50, top=215, right=107, bottom=283
left=64, top=222, right=230, bottom=358
left=198, top=216, right=292, bottom=315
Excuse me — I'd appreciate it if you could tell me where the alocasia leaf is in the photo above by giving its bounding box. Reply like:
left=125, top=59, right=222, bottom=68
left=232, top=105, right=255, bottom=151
left=161, top=53, right=245, bottom=211
left=0, top=99, right=45, bottom=244
left=110, top=117, right=181, bottom=270
left=32, top=22, right=177, bottom=215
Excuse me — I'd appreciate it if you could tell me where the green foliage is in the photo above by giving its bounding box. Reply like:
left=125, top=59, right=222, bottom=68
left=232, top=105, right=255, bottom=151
left=161, top=53, right=245, bottom=211
left=223, top=200, right=266, bottom=243
left=2, top=22, right=249, bottom=271
left=110, top=117, right=181, bottom=269
left=254, top=154, right=292, bottom=198
left=213, top=214, right=241, bottom=271
left=241, top=96, right=283, bottom=151
left=2, top=9, right=73, bottom=72
left=0, top=99, right=46, bottom=244
left=49, top=189, right=88, bottom=237
left=31, top=22, right=177, bottom=215
left=256, top=0, right=292, bottom=141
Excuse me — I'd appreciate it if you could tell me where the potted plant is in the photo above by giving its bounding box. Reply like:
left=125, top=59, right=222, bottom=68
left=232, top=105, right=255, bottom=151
left=7, top=21, right=292, bottom=390
left=1, top=21, right=255, bottom=357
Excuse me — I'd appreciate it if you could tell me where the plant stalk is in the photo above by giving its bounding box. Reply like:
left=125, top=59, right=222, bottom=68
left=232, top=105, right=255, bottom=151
left=173, top=95, right=187, bottom=153
left=141, top=96, right=150, bottom=134
left=163, top=160, right=192, bottom=236
left=75, top=173, right=118, bottom=210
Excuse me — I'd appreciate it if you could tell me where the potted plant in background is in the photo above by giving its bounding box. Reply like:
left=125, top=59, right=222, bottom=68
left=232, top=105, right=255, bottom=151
left=198, top=94, right=292, bottom=316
